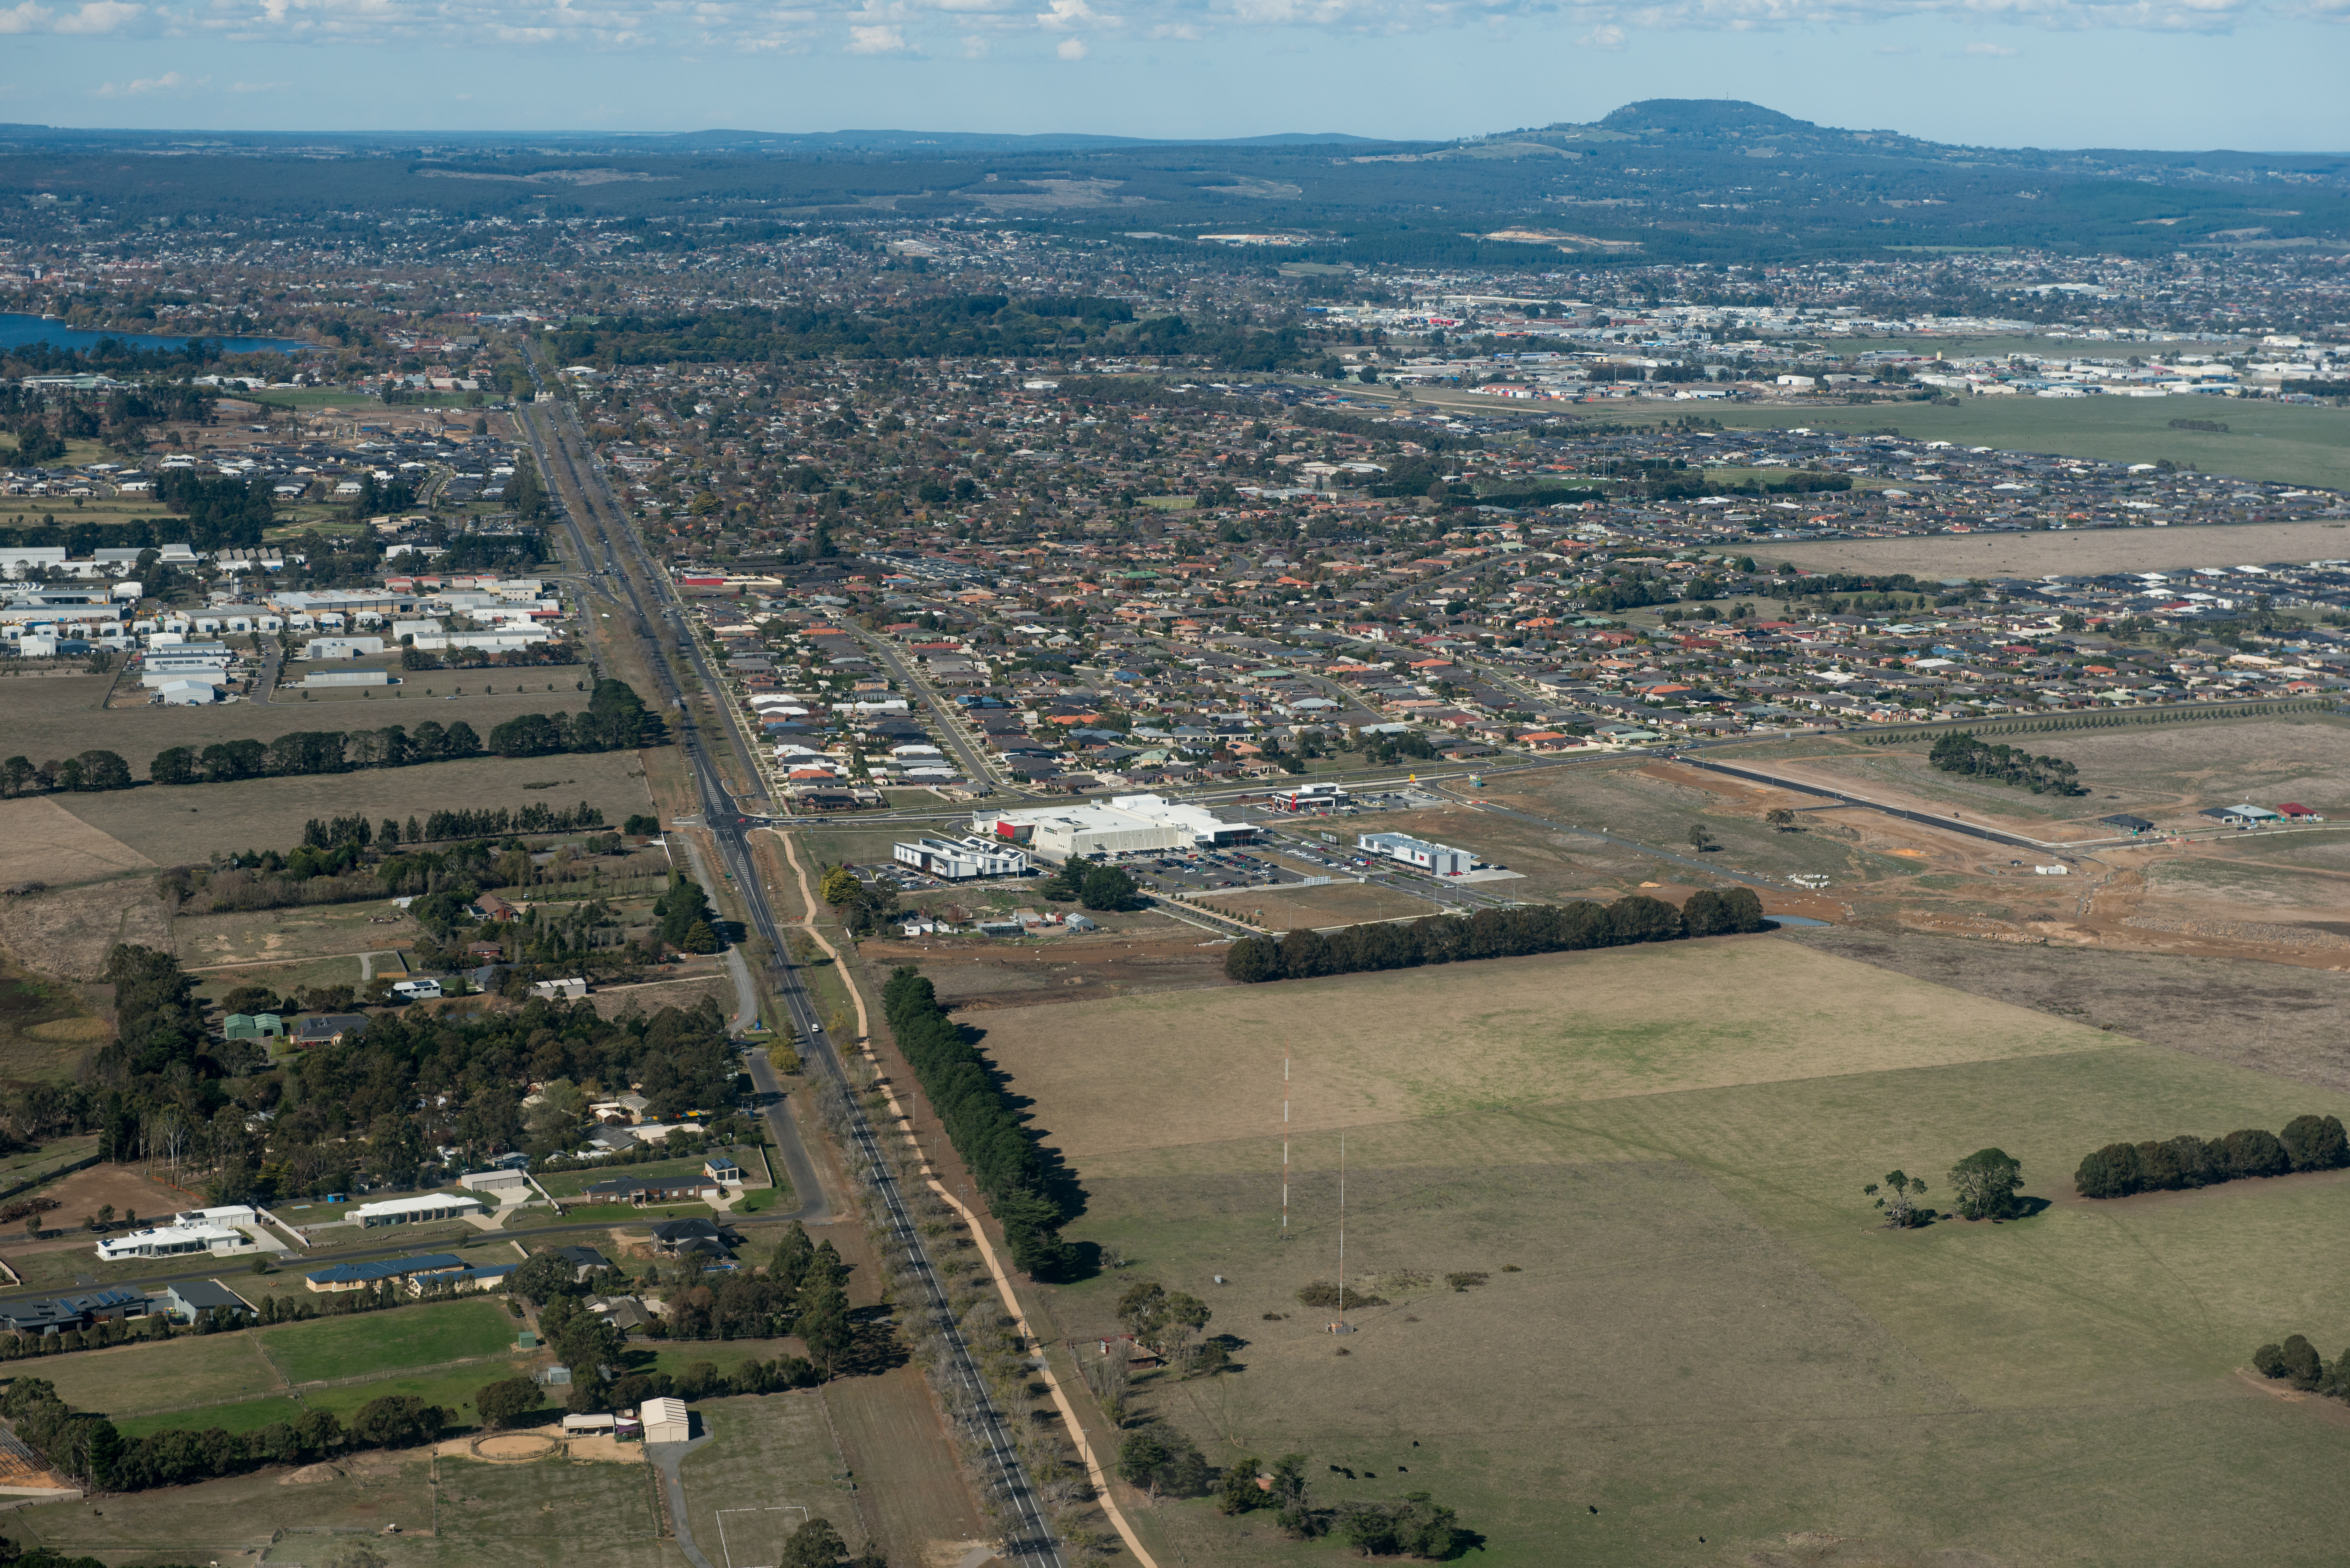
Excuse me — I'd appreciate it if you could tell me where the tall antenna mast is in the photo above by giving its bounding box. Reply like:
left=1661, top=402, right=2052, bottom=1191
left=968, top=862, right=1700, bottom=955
left=1282, top=1056, right=1290, bottom=1236
left=1338, top=1131, right=1346, bottom=1308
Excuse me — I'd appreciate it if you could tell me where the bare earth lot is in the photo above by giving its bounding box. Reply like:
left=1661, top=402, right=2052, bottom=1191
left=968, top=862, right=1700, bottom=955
left=0, top=878, right=173, bottom=980
left=960, top=939, right=2350, bottom=1567
left=1191, top=878, right=1432, bottom=931
left=1766, top=518, right=2350, bottom=579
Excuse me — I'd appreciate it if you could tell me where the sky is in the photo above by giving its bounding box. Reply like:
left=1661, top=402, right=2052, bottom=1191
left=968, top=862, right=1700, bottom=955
left=1, top=0, right=2346, bottom=151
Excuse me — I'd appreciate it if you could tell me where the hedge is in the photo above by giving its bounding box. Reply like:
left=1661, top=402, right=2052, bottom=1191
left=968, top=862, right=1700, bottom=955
left=2073, top=1114, right=2347, bottom=1199
left=1222, top=888, right=1770, bottom=984
left=882, top=966, right=1075, bottom=1277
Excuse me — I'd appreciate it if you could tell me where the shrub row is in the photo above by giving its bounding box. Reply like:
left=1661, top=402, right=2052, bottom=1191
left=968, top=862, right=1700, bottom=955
left=1223, top=889, right=1770, bottom=984
left=2, top=1375, right=444, bottom=1494
left=2073, top=1115, right=2347, bottom=1199
left=2253, top=1334, right=2350, bottom=1403
left=881, top=965, right=1074, bottom=1277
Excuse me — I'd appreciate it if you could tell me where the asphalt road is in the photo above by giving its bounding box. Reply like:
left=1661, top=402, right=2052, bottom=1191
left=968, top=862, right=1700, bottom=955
left=515, top=373, right=1065, bottom=1567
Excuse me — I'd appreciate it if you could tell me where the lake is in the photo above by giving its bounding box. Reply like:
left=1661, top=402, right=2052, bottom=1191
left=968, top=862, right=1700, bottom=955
left=0, top=312, right=312, bottom=356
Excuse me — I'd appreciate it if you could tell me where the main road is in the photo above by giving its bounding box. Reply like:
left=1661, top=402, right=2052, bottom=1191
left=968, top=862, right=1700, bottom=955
left=512, top=366, right=1065, bottom=1565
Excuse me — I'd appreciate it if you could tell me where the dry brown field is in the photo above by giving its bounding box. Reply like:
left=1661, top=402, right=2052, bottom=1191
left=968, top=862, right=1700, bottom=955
left=978, top=938, right=2116, bottom=1174
left=1779, top=924, right=2350, bottom=1094
left=55, top=748, right=652, bottom=863
left=0, top=672, right=606, bottom=773
left=173, top=902, right=412, bottom=971
left=868, top=927, right=1234, bottom=1010
left=0, top=796, right=155, bottom=885
left=1739, top=717, right=2350, bottom=835
left=1190, top=878, right=1434, bottom=931
left=1765, top=518, right=2350, bottom=579
left=0, top=878, right=172, bottom=980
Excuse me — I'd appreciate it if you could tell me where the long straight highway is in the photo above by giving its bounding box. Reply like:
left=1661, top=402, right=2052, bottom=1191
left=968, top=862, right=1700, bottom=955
left=512, top=364, right=1065, bottom=1565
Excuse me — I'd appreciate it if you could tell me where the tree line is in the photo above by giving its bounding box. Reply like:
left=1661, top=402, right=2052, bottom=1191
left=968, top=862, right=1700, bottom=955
left=881, top=966, right=1077, bottom=1278
left=2252, top=1333, right=2350, bottom=1406
left=3, top=1371, right=445, bottom=1495
left=0, top=751, right=133, bottom=797
left=2073, top=1114, right=2347, bottom=1198
left=1928, top=731, right=2084, bottom=796
left=1223, top=888, right=1772, bottom=984
left=148, top=679, right=664, bottom=785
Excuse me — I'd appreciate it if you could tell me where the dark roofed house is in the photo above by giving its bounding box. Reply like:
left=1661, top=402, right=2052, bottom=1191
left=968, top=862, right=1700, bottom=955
left=2099, top=813, right=2155, bottom=833
left=649, top=1218, right=730, bottom=1259
left=164, top=1280, right=254, bottom=1323
left=291, top=1013, right=368, bottom=1048
left=0, top=1287, right=147, bottom=1337
left=555, top=1245, right=612, bottom=1281
left=584, top=1173, right=724, bottom=1206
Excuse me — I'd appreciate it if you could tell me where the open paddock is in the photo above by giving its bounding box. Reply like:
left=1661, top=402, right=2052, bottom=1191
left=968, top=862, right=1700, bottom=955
left=1762, top=517, right=2350, bottom=580
left=1190, top=879, right=1436, bottom=932
left=0, top=797, right=154, bottom=887
left=57, top=748, right=654, bottom=865
left=960, top=938, right=2350, bottom=1566
left=4, top=1450, right=439, bottom=1565
left=0, top=877, right=174, bottom=981
left=0, top=673, right=614, bottom=782
left=1715, top=395, right=2350, bottom=491
left=0, top=954, right=108, bottom=1082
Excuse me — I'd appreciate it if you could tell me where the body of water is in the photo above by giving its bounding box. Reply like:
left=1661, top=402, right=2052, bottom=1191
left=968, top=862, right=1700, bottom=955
left=0, top=311, right=313, bottom=356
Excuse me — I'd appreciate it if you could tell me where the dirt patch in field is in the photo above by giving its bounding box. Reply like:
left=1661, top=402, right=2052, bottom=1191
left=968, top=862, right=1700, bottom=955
left=0, top=798, right=154, bottom=886
left=868, top=930, right=1235, bottom=1010
left=0, top=878, right=173, bottom=980
left=583, top=972, right=736, bottom=1021
left=1777, top=923, right=2350, bottom=1094
left=1188, top=879, right=1434, bottom=932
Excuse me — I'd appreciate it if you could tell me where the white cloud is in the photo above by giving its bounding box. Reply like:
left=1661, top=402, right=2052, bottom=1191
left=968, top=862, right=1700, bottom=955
left=10, top=0, right=2281, bottom=54
left=53, top=0, right=139, bottom=30
left=1056, top=29, right=1085, bottom=50
left=227, top=77, right=287, bottom=90
left=95, top=68, right=199, bottom=93
left=959, top=29, right=989, bottom=49
left=1963, top=37, right=2017, bottom=49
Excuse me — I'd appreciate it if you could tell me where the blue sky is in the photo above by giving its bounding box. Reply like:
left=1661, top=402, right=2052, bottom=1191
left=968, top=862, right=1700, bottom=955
left=2, top=0, right=2346, bottom=151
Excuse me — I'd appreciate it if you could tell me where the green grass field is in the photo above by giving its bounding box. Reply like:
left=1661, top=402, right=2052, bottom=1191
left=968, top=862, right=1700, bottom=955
left=1713, top=394, right=2350, bottom=490
left=974, top=939, right=2350, bottom=1568
left=680, top=1393, right=867, bottom=1567
left=261, top=1298, right=516, bottom=1385
left=35, top=1331, right=286, bottom=1419
left=536, top=1153, right=737, bottom=1200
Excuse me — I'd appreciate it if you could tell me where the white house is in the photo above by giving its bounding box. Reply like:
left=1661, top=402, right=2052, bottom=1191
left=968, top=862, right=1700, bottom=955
left=95, top=1206, right=263, bottom=1263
